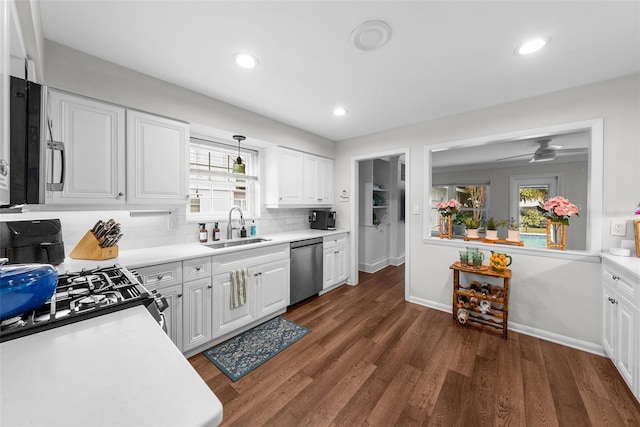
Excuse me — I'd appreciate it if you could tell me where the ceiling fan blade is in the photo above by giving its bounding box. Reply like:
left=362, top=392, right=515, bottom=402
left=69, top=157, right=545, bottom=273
left=496, top=153, right=533, bottom=161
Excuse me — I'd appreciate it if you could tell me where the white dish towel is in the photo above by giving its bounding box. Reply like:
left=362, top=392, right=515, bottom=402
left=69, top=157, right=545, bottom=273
left=230, top=268, right=248, bottom=309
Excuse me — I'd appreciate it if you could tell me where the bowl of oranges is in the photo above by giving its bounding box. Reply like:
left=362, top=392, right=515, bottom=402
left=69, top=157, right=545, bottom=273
left=490, top=251, right=512, bottom=272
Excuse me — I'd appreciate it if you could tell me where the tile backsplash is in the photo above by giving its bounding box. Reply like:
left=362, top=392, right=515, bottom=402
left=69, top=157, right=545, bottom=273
left=1, top=207, right=312, bottom=254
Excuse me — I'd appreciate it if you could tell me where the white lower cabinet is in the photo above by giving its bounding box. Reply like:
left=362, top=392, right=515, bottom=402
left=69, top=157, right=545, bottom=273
left=323, top=233, right=349, bottom=289
left=212, top=244, right=290, bottom=340
left=156, top=283, right=183, bottom=352
left=359, top=224, right=390, bottom=273
left=602, top=259, right=639, bottom=401
left=256, top=259, right=290, bottom=318
left=212, top=272, right=256, bottom=337
left=134, top=261, right=183, bottom=351
left=183, top=277, right=213, bottom=352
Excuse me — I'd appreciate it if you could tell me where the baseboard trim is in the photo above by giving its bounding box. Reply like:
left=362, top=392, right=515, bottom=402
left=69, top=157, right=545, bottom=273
left=407, top=296, right=605, bottom=357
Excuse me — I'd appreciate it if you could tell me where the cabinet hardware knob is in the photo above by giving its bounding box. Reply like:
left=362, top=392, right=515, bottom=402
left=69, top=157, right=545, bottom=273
left=208, top=285, right=212, bottom=289
left=334, top=251, right=339, bottom=254
left=157, top=275, right=163, bottom=280
left=612, top=275, right=619, bottom=280
left=177, top=293, right=183, bottom=297
left=116, top=192, right=124, bottom=199
left=195, top=266, right=201, bottom=271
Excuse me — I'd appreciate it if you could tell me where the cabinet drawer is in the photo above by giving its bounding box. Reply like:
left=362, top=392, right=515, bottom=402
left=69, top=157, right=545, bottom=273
left=135, top=262, right=182, bottom=289
left=183, top=257, right=212, bottom=281
left=604, top=264, right=639, bottom=304
left=212, top=244, right=290, bottom=275
left=323, top=233, right=348, bottom=249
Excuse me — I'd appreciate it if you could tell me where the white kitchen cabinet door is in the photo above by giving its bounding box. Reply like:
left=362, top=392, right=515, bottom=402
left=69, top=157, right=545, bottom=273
left=46, top=89, right=126, bottom=204
left=303, top=154, right=320, bottom=204
left=212, top=271, right=256, bottom=338
left=615, top=293, right=637, bottom=393
left=602, top=282, right=616, bottom=360
left=158, top=283, right=184, bottom=352
left=334, top=245, right=348, bottom=284
left=317, top=156, right=334, bottom=205
left=256, top=259, right=290, bottom=318
left=277, top=147, right=304, bottom=205
left=323, top=247, right=335, bottom=289
left=323, top=233, right=349, bottom=289
left=303, top=154, right=334, bottom=205
left=126, top=110, right=188, bottom=205
left=182, top=277, right=212, bottom=352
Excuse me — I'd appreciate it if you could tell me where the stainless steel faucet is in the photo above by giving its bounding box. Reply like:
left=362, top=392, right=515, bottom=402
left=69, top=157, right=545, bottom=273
left=227, top=206, right=245, bottom=239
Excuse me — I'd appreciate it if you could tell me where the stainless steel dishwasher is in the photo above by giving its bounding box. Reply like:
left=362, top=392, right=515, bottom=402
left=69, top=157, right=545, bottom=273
left=289, top=237, right=323, bottom=305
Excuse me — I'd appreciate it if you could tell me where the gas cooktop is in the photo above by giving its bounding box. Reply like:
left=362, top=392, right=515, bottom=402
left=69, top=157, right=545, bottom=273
left=0, top=264, right=154, bottom=343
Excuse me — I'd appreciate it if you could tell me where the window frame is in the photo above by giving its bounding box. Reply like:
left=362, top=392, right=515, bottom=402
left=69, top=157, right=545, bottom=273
left=187, top=136, right=260, bottom=222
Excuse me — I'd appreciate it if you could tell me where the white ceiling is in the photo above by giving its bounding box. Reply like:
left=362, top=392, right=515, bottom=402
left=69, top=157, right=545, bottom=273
left=37, top=1, right=640, bottom=142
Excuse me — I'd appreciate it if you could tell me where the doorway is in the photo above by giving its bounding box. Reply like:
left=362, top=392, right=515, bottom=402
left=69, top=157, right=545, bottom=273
left=350, top=148, right=410, bottom=300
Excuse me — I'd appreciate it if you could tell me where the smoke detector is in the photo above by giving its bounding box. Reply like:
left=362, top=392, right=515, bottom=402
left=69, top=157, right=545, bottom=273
left=351, top=20, right=392, bottom=51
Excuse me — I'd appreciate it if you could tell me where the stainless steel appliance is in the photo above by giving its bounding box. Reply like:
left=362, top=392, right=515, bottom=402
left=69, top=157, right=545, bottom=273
left=310, top=210, right=336, bottom=230
left=0, top=219, right=65, bottom=265
left=290, top=238, right=323, bottom=305
left=7, top=76, right=45, bottom=206
left=0, top=264, right=167, bottom=342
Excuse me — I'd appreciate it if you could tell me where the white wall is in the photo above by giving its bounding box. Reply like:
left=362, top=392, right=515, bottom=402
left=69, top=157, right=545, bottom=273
left=43, top=40, right=335, bottom=159
left=335, top=74, right=640, bottom=348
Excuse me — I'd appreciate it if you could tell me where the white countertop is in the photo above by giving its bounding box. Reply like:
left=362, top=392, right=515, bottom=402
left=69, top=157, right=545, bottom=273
left=0, top=305, right=223, bottom=427
left=57, top=228, right=349, bottom=272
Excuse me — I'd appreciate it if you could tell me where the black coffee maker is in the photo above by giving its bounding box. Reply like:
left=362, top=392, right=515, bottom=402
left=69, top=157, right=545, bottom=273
left=310, top=210, right=336, bottom=230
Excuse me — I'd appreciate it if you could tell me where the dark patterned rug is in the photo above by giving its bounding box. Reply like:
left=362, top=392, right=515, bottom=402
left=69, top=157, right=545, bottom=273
left=203, top=316, right=310, bottom=382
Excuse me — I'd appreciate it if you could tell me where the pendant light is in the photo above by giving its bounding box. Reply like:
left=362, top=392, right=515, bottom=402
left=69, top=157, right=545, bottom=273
left=232, top=135, right=246, bottom=174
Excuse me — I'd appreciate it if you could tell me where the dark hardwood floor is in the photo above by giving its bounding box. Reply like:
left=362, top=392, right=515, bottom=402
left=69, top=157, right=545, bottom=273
left=189, top=265, right=640, bottom=426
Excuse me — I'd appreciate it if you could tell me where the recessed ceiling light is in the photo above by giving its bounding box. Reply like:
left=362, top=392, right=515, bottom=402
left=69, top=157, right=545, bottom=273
left=515, top=37, right=551, bottom=55
left=351, top=20, right=392, bottom=51
left=234, top=53, right=259, bottom=69
left=333, top=107, right=347, bottom=117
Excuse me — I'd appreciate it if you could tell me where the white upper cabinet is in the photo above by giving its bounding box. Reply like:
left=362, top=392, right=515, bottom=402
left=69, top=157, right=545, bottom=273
left=265, top=146, right=334, bottom=208
left=126, top=110, right=189, bottom=205
left=46, top=89, right=126, bottom=205
left=44, top=91, right=189, bottom=207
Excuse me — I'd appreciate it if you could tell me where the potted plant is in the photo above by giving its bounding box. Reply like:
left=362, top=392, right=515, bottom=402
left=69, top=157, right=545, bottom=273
left=505, top=218, right=520, bottom=241
left=484, top=217, right=500, bottom=240
left=464, top=216, right=481, bottom=238
left=451, top=211, right=469, bottom=236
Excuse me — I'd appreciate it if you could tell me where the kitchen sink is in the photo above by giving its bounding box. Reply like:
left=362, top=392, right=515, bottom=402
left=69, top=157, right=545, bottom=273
left=204, top=238, right=271, bottom=249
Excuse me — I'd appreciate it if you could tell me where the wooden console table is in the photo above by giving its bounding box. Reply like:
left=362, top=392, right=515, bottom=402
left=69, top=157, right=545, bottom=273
left=450, top=262, right=512, bottom=339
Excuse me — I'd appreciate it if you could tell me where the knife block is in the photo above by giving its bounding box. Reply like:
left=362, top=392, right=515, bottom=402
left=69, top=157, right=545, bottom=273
left=69, top=231, right=119, bottom=260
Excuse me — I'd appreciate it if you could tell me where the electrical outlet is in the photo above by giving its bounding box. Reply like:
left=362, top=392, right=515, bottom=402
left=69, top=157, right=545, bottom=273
left=610, top=220, right=626, bottom=236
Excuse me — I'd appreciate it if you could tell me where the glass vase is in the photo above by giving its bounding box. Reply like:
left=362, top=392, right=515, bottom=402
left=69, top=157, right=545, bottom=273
left=439, top=215, right=452, bottom=239
left=546, top=221, right=566, bottom=250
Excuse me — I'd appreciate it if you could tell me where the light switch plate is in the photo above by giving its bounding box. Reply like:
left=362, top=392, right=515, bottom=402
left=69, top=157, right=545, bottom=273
left=610, top=220, right=626, bottom=236
left=412, top=204, right=420, bottom=215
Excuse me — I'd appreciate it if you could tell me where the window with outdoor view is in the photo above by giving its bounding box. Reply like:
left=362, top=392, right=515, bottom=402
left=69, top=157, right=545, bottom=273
left=187, top=137, right=258, bottom=220
left=431, top=184, right=490, bottom=236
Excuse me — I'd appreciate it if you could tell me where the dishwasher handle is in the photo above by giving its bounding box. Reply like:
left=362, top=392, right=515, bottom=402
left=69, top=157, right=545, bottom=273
left=290, top=237, right=324, bottom=249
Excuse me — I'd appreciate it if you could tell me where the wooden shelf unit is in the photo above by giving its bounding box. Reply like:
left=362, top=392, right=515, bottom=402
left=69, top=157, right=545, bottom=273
left=450, top=262, right=512, bottom=339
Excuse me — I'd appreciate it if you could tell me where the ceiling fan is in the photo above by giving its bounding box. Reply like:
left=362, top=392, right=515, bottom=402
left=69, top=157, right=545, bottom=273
left=496, top=138, right=587, bottom=163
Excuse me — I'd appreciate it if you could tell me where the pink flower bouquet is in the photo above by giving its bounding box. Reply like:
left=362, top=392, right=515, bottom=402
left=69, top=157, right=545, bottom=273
left=537, top=196, right=579, bottom=226
left=436, top=199, right=461, bottom=217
